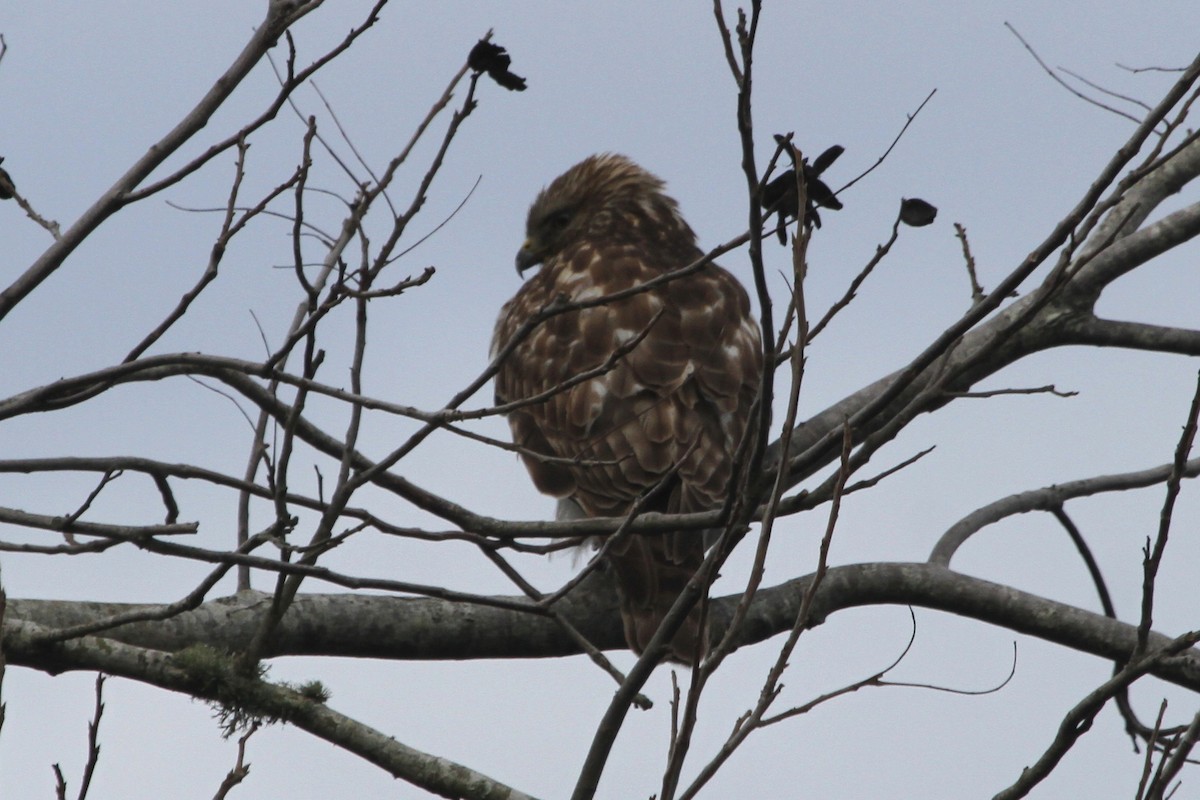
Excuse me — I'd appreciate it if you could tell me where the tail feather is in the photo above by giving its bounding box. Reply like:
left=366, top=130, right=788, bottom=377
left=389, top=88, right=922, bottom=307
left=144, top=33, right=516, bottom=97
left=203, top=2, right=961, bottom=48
left=605, top=532, right=706, bottom=664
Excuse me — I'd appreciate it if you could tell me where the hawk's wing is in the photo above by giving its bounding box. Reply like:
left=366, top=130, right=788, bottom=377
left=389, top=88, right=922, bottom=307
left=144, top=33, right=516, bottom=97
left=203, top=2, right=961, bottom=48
left=492, top=239, right=761, bottom=661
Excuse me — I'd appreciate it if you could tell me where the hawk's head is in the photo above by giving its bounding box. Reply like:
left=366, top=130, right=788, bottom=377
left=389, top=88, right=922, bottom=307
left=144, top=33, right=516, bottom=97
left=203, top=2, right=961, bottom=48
left=515, top=153, right=690, bottom=274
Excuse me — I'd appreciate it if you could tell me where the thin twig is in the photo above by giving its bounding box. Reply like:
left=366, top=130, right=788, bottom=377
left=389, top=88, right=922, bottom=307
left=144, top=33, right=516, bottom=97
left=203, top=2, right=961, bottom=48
left=212, top=723, right=259, bottom=800
left=1135, top=701, right=1170, bottom=800
left=1005, top=22, right=1145, bottom=126
left=0, top=506, right=196, bottom=540
left=947, top=385, right=1078, bottom=399
left=0, top=581, right=6, bottom=734
left=835, top=88, right=936, bottom=197
left=841, top=445, right=935, bottom=494
left=1136, top=370, right=1200, bottom=655
left=477, top=547, right=652, bottom=710
left=1060, top=66, right=1153, bottom=113
left=60, top=470, right=124, bottom=543
left=1119, top=63, right=1190, bottom=75
left=806, top=215, right=900, bottom=342
left=53, top=764, right=67, bottom=800
left=954, top=222, right=986, bottom=303
left=991, top=629, right=1200, bottom=800
left=1144, top=708, right=1200, bottom=800
left=676, top=424, right=854, bottom=800
left=76, top=674, right=105, bottom=800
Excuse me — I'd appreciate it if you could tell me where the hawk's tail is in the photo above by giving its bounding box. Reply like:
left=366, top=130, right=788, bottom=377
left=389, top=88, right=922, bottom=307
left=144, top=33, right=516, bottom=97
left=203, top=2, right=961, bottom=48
left=605, top=533, right=707, bottom=665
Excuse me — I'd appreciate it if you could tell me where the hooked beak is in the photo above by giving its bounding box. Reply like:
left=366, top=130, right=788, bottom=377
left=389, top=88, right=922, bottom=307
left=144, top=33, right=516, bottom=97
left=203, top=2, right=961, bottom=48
left=515, top=238, right=542, bottom=275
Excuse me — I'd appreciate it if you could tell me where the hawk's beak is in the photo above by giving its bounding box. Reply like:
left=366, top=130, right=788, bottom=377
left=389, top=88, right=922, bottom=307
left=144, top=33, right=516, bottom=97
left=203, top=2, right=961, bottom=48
left=515, top=238, right=541, bottom=275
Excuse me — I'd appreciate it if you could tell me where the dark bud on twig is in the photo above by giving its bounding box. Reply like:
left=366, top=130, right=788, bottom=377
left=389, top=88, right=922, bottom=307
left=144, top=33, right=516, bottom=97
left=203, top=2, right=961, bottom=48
left=899, top=197, right=938, bottom=227
left=469, top=39, right=527, bottom=91
left=0, top=156, right=15, bottom=200
left=761, top=143, right=845, bottom=242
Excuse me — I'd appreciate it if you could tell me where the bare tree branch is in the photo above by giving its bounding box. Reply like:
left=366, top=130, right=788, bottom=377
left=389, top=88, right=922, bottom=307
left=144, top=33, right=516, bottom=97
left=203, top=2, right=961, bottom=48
left=0, top=1, right=355, bottom=322
left=992, top=629, right=1200, bottom=800
left=9, top=565, right=1200, bottom=694
left=930, top=456, right=1200, bottom=566
left=5, top=620, right=540, bottom=800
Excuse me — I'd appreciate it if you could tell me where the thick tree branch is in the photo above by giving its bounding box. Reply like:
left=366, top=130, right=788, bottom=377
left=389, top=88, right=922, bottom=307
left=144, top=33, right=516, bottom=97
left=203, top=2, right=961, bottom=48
left=1078, top=136, right=1200, bottom=261
left=1061, top=317, right=1200, bottom=355
left=931, top=457, right=1200, bottom=566
left=3, top=619, right=538, bottom=800
left=1068, top=198, right=1200, bottom=304
left=8, top=564, right=1200, bottom=693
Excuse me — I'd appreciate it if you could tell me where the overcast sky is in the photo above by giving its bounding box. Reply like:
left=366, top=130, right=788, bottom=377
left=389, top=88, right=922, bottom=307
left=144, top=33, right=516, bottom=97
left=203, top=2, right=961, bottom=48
left=1, top=2, right=1199, bottom=798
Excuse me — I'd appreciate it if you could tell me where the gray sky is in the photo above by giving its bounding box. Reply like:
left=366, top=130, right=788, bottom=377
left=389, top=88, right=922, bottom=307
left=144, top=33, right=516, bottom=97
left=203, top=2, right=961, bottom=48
left=1, top=2, right=1198, bottom=797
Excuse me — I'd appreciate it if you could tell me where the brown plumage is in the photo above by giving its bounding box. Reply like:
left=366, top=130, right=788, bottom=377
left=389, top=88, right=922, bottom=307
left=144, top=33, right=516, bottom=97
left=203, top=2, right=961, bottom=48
left=491, top=154, right=762, bottom=663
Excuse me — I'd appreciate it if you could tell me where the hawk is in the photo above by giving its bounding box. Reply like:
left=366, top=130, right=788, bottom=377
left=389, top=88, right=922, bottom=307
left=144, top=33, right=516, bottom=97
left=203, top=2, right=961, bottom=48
left=491, top=154, right=763, bottom=663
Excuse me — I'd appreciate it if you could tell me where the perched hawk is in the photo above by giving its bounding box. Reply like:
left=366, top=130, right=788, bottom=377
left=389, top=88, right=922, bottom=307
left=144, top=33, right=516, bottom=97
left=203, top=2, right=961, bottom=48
left=491, top=154, right=763, bottom=663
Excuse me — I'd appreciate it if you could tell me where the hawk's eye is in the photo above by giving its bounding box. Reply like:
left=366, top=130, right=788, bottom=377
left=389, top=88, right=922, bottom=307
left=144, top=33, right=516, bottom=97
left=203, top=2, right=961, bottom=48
left=547, top=209, right=572, bottom=230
